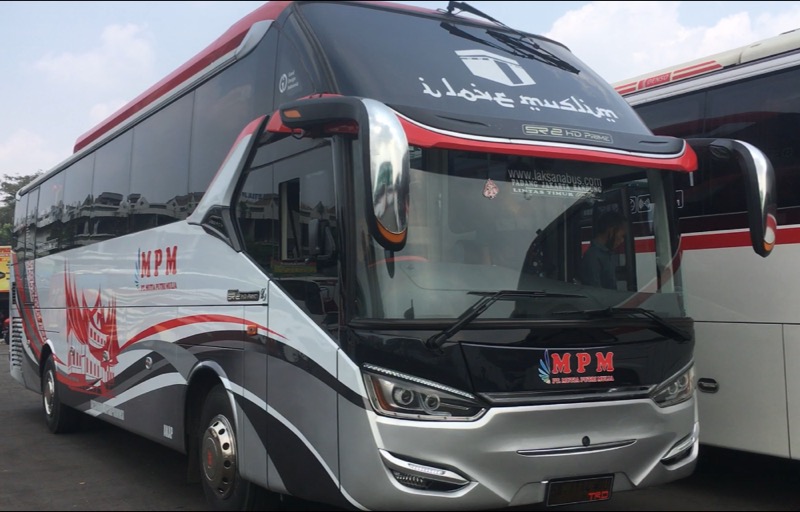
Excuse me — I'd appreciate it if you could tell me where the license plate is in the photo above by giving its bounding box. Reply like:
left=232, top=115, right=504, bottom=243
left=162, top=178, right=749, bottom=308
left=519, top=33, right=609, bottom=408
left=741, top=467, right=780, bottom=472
left=545, top=475, right=614, bottom=506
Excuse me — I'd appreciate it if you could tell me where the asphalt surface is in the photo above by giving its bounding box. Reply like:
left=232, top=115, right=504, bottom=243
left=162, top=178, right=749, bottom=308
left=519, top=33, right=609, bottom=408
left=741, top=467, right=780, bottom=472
left=0, top=341, right=208, bottom=511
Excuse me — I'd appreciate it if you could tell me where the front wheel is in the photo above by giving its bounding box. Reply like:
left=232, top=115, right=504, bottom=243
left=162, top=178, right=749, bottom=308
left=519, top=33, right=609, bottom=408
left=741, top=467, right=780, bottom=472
left=199, top=384, right=277, bottom=511
left=42, top=355, right=80, bottom=433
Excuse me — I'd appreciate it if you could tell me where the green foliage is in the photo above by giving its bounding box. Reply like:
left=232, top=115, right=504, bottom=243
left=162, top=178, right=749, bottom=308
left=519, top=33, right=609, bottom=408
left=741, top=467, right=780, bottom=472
left=0, top=172, right=41, bottom=246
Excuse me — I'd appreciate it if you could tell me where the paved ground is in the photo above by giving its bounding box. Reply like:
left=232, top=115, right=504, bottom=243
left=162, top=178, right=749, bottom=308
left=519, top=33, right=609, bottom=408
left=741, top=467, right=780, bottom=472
left=0, top=341, right=209, bottom=511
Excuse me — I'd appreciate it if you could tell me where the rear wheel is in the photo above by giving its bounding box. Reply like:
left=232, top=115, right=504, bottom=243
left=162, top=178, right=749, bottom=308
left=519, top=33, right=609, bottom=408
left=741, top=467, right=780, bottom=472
left=42, top=355, right=80, bottom=433
left=199, top=384, right=278, bottom=510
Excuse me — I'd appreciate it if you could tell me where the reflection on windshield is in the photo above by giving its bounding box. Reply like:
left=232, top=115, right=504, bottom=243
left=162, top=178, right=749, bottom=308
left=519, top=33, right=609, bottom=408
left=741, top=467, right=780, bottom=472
left=354, top=147, right=684, bottom=321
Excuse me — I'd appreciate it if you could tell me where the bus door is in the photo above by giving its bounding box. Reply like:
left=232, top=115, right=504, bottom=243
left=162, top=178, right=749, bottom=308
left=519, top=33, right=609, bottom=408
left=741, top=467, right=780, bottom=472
left=236, top=132, right=341, bottom=496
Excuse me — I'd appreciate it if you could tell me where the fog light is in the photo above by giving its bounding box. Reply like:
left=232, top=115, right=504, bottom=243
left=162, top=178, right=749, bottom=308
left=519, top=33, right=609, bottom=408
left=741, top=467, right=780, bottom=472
left=392, top=470, right=430, bottom=490
left=380, top=450, right=470, bottom=493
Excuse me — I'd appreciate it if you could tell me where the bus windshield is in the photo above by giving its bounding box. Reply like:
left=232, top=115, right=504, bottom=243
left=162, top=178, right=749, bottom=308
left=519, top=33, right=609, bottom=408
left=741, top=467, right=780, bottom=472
left=354, top=147, right=684, bottom=321
left=297, top=2, right=651, bottom=138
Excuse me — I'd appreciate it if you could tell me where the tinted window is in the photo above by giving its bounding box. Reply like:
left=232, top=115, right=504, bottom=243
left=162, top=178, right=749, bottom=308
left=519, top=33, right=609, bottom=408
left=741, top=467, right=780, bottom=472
left=636, top=92, right=710, bottom=219
left=299, top=2, right=649, bottom=135
left=237, top=163, right=277, bottom=271
left=130, top=93, right=193, bottom=232
left=190, top=28, right=277, bottom=204
left=635, top=92, right=705, bottom=138
left=93, top=131, right=132, bottom=240
left=13, top=194, right=28, bottom=260
left=275, top=15, right=325, bottom=105
left=705, top=67, right=800, bottom=211
left=237, top=141, right=338, bottom=331
left=636, top=67, right=800, bottom=223
left=62, top=155, right=95, bottom=251
left=24, top=189, right=38, bottom=261
left=35, top=173, right=65, bottom=257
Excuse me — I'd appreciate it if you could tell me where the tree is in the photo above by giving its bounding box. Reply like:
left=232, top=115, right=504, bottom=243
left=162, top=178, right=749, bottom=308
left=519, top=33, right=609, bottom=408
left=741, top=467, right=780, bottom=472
left=0, top=172, right=41, bottom=246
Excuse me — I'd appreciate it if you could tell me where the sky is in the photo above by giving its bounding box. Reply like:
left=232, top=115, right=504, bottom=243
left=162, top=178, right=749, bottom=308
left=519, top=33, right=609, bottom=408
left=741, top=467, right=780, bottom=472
left=2, top=1, right=800, bottom=179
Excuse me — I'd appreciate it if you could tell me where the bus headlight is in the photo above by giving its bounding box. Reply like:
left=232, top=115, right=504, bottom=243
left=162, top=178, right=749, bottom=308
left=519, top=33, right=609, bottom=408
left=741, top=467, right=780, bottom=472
left=362, top=364, right=486, bottom=421
left=651, top=365, right=695, bottom=408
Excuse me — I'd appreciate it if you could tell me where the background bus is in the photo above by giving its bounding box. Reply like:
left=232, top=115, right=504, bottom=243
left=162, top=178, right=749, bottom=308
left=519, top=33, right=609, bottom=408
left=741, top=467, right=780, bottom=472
left=614, top=28, right=800, bottom=461
left=7, top=1, right=776, bottom=511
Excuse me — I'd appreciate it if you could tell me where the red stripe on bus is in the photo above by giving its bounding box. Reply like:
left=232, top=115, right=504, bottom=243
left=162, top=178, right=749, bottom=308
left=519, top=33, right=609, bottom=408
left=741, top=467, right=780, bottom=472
left=399, top=118, right=698, bottom=172
left=122, top=314, right=285, bottom=351
left=673, top=60, right=720, bottom=74
left=632, top=225, right=800, bottom=253
left=679, top=225, right=800, bottom=250
left=635, top=238, right=656, bottom=252
left=672, top=63, right=723, bottom=81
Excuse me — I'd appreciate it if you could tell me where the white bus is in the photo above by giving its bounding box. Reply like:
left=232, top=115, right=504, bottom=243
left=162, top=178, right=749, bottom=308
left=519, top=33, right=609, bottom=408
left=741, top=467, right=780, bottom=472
left=8, top=1, right=776, bottom=510
left=614, top=29, right=800, bottom=460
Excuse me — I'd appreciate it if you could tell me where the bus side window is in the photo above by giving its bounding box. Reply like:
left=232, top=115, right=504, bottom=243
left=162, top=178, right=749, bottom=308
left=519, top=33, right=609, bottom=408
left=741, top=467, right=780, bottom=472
left=130, top=93, right=193, bottom=232
left=705, top=67, right=800, bottom=213
left=13, top=195, right=28, bottom=262
left=237, top=164, right=277, bottom=272
left=637, top=92, right=709, bottom=220
left=36, top=173, right=64, bottom=258
left=92, top=131, right=132, bottom=241
left=62, top=155, right=94, bottom=251
left=24, top=188, right=38, bottom=262
left=236, top=142, right=338, bottom=330
left=273, top=147, right=336, bottom=275
left=190, top=27, right=277, bottom=211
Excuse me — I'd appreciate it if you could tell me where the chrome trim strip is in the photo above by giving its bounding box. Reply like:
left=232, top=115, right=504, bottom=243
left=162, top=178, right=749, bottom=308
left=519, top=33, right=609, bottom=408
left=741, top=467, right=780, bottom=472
left=517, top=439, right=636, bottom=456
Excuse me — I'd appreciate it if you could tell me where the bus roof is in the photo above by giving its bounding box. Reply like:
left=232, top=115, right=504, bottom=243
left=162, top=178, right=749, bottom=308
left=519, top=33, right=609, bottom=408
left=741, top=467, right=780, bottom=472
left=72, top=1, right=443, bottom=154
left=613, top=27, right=800, bottom=96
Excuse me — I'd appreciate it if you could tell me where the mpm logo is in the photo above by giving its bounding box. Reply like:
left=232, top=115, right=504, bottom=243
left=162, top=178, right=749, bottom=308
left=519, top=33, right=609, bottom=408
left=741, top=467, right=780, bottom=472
left=138, top=246, right=178, bottom=278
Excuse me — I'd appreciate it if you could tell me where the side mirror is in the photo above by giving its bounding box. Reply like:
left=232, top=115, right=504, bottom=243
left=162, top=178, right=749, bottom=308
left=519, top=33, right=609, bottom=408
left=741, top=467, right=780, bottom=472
left=687, top=138, right=777, bottom=257
left=278, top=96, right=410, bottom=251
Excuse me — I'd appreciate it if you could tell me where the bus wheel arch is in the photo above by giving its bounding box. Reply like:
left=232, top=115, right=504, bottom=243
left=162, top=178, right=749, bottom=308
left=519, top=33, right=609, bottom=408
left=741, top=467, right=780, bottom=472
left=184, top=368, right=222, bottom=485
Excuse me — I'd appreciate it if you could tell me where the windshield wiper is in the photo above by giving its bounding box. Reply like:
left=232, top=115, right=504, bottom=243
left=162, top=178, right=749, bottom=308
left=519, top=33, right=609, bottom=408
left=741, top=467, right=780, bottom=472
left=425, top=290, right=586, bottom=351
left=487, top=30, right=580, bottom=74
left=553, top=307, right=692, bottom=342
left=443, top=1, right=580, bottom=74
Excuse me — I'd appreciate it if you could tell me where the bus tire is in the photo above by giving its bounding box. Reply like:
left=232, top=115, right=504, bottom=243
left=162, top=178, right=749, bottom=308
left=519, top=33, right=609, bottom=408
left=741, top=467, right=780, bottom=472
left=199, top=384, right=275, bottom=511
left=42, top=355, right=81, bottom=434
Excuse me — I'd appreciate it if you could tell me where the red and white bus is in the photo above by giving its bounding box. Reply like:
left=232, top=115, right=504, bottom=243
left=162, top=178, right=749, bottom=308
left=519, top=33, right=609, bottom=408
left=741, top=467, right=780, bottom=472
left=614, top=29, right=800, bottom=460
left=8, top=1, right=775, bottom=510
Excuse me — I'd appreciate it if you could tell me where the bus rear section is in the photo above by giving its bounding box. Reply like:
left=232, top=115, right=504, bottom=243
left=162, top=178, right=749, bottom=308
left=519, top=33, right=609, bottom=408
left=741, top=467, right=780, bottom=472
left=7, top=1, right=778, bottom=510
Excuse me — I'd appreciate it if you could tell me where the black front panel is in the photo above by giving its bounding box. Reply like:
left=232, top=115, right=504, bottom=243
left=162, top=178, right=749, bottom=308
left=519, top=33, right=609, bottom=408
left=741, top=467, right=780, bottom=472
left=460, top=324, right=693, bottom=395
left=346, top=321, right=692, bottom=402
left=344, top=328, right=475, bottom=392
